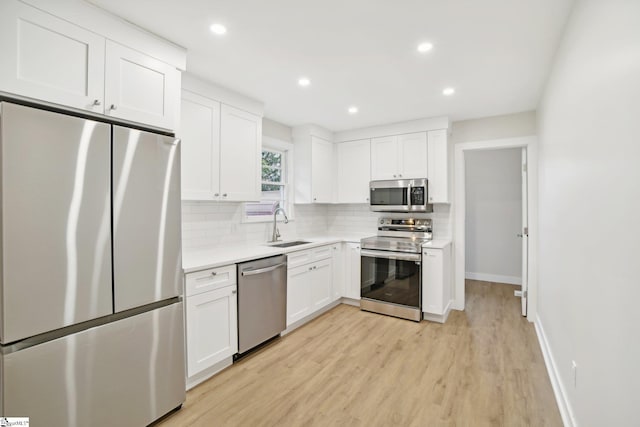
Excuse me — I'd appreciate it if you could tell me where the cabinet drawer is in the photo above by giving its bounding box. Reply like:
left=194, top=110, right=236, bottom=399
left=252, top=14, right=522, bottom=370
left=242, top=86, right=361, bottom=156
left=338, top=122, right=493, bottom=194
left=287, top=249, right=314, bottom=269
left=185, top=264, right=236, bottom=297
left=312, top=245, right=332, bottom=262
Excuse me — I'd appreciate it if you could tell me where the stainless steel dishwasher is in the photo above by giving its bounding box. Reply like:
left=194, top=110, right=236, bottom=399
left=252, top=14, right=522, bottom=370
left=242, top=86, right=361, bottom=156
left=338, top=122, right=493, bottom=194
left=237, top=255, right=287, bottom=356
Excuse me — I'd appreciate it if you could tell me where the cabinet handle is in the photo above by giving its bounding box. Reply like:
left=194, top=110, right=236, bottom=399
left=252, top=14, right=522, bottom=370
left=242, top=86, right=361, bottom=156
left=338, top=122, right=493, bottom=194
left=366, top=197, right=369, bottom=201
left=223, top=193, right=228, bottom=197
left=313, top=197, right=317, bottom=201
left=211, top=271, right=217, bottom=276
left=399, top=174, right=402, bottom=177
left=109, top=104, right=117, bottom=111
left=429, top=197, right=433, bottom=201
left=92, top=99, right=101, bottom=106
left=393, top=174, right=397, bottom=178
left=232, top=290, right=237, bottom=294
left=214, top=193, right=220, bottom=197
left=308, top=267, right=313, bottom=271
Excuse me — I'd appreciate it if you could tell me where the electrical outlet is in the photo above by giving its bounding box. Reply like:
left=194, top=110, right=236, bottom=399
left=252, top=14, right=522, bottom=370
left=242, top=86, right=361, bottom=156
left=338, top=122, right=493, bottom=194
left=571, top=360, right=577, bottom=388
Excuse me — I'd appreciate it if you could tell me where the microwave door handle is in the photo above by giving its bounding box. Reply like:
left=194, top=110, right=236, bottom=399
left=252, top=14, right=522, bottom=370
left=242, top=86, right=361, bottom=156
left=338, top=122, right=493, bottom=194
left=407, top=183, right=412, bottom=208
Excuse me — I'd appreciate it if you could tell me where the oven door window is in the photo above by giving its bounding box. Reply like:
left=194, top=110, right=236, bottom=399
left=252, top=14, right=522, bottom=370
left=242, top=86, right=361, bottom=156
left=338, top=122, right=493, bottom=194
left=369, top=187, right=407, bottom=206
left=361, top=255, right=420, bottom=308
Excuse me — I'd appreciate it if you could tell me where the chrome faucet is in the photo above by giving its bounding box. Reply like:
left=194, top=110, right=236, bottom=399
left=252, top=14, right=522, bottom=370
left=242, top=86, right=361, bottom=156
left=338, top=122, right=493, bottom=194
left=271, top=206, right=289, bottom=242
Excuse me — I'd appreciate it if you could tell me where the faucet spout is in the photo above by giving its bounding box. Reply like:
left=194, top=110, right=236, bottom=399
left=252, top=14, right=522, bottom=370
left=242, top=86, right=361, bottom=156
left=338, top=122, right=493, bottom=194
left=271, top=206, right=289, bottom=242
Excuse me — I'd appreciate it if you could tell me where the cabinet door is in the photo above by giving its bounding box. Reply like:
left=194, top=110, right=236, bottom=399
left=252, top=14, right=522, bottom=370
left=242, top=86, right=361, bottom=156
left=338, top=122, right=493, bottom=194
left=311, top=258, right=333, bottom=311
left=337, top=139, right=371, bottom=203
left=370, top=136, right=399, bottom=180
left=0, top=0, right=105, bottom=113
left=331, top=244, right=344, bottom=301
left=344, top=243, right=362, bottom=300
left=399, top=132, right=428, bottom=179
left=422, top=249, right=444, bottom=315
left=104, top=40, right=180, bottom=130
left=287, top=264, right=312, bottom=326
left=179, top=91, right=220, bottom=200
left=186, top=286, right=238, bottom=377
left=219, top=104, right=261, bottom=201
left=311, top=137, right=334, bottom=203
left=427, top=129, right=449, bottom=203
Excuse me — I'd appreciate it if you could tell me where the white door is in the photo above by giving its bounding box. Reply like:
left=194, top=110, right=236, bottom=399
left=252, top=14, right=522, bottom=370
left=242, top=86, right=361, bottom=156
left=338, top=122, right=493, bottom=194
left=422, top=249, right=444, bottom=315
left=219, top=104, right=262, bottom=201
left=179, top=91, right=220, bottom=200
left=311, top=259, right=333, bottom=311
left=520, top=148, right=529, bottom=316
left=286, top=264, right=312, bottom=326
left=331, top=245, right=344, bottom=301
left=0, top=0, right=105, bottom=113
left=398, top=132, right=428, bottom=179
left=337, top=139, right=371, bottom=203
left=104, top=40, right=180, bottom=130
left=311, top=137, right=334, bottom=203
left=186, top=286, right=238, bottom=377
left=344, top=243, right=362, bottom=300
left=371, top=136, right=399, bottom=180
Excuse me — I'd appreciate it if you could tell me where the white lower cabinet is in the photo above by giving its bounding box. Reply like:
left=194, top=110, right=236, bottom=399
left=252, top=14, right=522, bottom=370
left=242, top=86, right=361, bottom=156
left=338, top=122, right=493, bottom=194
left=331, top=244, right=344, bottom=301
left=286, top=245, right=334, bottom=327
left=344, top=242, right=362, bottom=300
left=422, top=243, right=452, bottom=321
left=185, top=264, right=238, bottom=381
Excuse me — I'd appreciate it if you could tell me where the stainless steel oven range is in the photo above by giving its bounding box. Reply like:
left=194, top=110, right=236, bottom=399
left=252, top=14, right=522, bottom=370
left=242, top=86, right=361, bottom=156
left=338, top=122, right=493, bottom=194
left=360, top=218, right=432, bottom=321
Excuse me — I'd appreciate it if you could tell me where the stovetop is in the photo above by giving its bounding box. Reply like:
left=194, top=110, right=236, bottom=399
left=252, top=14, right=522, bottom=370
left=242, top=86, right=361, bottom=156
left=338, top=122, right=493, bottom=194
left=360, top=236, right=430, bottom=254
left=360, top=217, right=433, bottom=253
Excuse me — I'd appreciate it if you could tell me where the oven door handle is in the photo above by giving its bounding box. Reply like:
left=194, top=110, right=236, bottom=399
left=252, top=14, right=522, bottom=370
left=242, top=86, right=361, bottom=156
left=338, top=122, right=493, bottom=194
left=360, top=249, right=421, bottom=262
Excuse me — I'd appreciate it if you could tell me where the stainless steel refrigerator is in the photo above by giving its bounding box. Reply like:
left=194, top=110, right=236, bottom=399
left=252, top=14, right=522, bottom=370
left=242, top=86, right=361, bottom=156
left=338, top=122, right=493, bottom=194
left=0, top=102, right=186, bottom=425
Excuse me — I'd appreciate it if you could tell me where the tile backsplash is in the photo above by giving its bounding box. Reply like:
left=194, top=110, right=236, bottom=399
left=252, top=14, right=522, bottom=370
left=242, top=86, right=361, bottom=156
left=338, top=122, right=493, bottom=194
left=182, top=202, right=452, bottom=250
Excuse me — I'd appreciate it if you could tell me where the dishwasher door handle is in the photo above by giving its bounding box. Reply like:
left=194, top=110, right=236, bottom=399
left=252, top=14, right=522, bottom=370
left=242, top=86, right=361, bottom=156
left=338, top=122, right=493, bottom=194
left=241, top=263, right=287, bottom=276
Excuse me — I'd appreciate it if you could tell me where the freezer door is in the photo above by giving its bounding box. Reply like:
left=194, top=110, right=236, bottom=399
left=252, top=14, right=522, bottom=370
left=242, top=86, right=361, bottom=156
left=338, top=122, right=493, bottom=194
left=112, top=126, right=182, bottom=311
left=0, top=103, right=112, bottom=344
left=1, top=302, right=186, bottom=426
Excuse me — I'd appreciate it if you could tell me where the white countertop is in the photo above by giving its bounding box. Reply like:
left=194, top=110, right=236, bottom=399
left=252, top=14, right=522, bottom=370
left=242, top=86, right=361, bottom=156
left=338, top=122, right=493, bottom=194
left=183, top=235, right=452, bottom=273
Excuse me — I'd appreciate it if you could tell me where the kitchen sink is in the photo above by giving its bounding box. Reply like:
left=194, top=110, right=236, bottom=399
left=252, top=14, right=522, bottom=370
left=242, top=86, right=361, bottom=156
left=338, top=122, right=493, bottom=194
left=268, top=240, right=311, bottom=248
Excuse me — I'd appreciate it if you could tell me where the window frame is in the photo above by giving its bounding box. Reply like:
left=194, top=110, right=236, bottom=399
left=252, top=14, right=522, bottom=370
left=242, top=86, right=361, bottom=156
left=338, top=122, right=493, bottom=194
left=242, top=136, right=295, bottom=223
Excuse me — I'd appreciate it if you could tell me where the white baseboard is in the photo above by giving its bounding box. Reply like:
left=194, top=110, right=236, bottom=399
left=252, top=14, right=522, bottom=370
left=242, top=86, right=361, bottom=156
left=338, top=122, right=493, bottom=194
left=465, top=271, right=522, bottom=285
left=282, top=299, right=342, bottom=336
left=534, top=316, right=577, bottom=427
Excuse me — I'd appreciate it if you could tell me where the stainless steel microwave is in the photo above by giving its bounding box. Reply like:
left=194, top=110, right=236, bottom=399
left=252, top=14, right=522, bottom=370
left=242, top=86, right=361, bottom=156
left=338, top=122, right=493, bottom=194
left=369, top=178, right=433, bottom=212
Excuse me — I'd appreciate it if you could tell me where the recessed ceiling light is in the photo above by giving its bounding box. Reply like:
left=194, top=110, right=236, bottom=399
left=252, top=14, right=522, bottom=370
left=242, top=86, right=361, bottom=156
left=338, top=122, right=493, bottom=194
left=298, top=77, right=310, bottom=87
left=348, top=106, right=358, bottom=114
left=442, top=87, right=455, bottom=96
left=417, top=42, right=433, bottom=53
left=210, top=23, right=227, bottom=35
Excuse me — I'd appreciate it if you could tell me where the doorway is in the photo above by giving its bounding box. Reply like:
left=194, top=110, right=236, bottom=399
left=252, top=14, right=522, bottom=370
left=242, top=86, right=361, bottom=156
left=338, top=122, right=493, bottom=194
left=464, top=147, right=526, bottom=314
left=453, top=136, right=537, bottom=321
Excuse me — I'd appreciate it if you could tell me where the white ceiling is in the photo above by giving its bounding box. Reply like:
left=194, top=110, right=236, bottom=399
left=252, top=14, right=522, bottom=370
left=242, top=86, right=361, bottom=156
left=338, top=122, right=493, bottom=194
left=89, top=0, right=574, bottom=131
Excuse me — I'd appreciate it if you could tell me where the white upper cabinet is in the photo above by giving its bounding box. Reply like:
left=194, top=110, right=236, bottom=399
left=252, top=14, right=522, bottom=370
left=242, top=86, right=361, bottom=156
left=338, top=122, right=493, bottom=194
left=336, top=139, right=371, bottom=203
left=180, top=91, right=221, bottom=200
left=104, top=41, right=180, bottom=130
left=219, top=104, right=262, bottom=202
left=179, top=88, right=262, bottom=202
left=427, top=129, right=450, bottom=203
left=371, top=132, right=428, bottom=180
left=370, top=136, right=398, bottom=180
left=398, top=132, right=428, bottom=179
left=294, top=128, right=334, bottom=204
left=0, top=0, right=184, bottom=131
left=0, top=0, right=105, bottom=113
left=310, top=137, right=334, bottom=203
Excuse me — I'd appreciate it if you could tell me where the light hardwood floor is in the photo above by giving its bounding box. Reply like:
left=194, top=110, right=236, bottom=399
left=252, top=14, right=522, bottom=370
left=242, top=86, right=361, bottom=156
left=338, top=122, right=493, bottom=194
left=159, top=280, right=561, bottom=426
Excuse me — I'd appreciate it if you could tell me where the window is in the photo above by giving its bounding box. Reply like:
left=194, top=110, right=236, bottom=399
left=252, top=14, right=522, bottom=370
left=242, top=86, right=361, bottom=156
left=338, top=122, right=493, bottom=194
left=244, top=139, right=293, bottom=221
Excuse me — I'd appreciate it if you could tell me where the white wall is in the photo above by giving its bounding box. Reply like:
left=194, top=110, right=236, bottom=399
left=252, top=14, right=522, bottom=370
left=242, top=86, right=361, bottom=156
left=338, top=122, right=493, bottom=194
left=465, top=148, right=522, bottom=284
left=452, top=111, right=536, bottom=144
left=537, top=0, right=640, bottom=425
